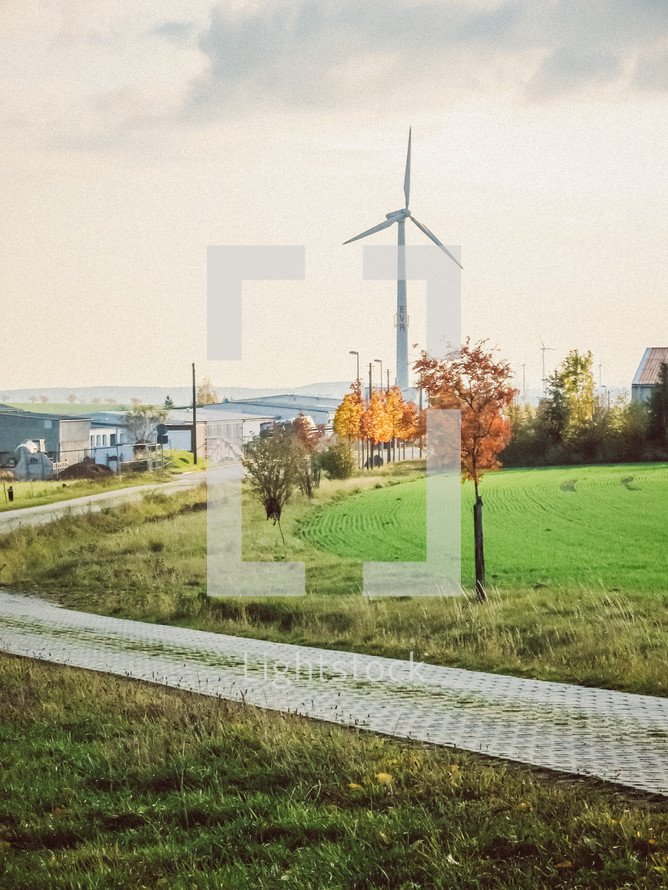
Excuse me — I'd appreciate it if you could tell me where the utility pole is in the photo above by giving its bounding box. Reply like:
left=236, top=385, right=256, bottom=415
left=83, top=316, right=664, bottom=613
left=191, top=362, right=197, bottom=466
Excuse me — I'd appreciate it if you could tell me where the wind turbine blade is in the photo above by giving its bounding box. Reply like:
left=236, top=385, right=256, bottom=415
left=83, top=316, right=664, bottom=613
left=343, top=218, right=395, bottom=244
left=404, top=127, right=412, bottom=208
left=410, top=216, right=463, bottom=269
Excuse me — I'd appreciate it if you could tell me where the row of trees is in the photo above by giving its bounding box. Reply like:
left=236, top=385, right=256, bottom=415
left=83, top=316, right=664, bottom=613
left=333, top=381, right=421, bottom=466
left=502, top=352, right=668, bottom=466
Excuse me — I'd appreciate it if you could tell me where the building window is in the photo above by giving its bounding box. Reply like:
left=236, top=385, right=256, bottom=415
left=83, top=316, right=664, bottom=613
left=102, top=435, right=108, bottom=447
left=110, top=433, right=116, bottom=446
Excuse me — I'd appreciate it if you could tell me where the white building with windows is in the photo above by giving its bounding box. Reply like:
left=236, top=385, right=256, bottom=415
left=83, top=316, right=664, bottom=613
left=88, top=413, right=134, bottom=471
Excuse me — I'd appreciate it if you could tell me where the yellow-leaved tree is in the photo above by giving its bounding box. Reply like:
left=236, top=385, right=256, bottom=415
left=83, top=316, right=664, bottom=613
left=333, top=380, right=364, bottom=443
left=361, top=390, right=393, bottom=467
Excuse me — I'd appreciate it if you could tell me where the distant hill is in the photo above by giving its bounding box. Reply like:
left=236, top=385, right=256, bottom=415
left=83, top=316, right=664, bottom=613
left=290, top=381, right=353, bottom=400
left=0, top=382, right=353, bottom=407
left=0, top=381, right=628, bottom=410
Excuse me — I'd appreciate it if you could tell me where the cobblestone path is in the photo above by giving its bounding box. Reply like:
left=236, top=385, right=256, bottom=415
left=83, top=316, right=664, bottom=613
left=0, top=590, right=666, bottom=796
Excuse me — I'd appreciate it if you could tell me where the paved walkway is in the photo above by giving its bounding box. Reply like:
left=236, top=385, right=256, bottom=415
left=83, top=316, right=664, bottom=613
left=0, top=590, right=666, bottom=796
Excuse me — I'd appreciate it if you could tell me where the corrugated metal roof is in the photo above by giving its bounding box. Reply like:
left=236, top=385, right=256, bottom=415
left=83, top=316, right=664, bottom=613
left=231, top=394, right=341, bottom=409
left=168, top=407, right=276, bottom=423
left=0, top=409, right=90, bottom=422
left=632, top=347, right=668, bottom=385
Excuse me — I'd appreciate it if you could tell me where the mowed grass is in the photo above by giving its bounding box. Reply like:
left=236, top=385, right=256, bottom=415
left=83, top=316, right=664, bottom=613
left=1, top=465, right=667, bottom=695
left=1, top=653, right=667, bottom=890
left=301, top=463, right=668, bottom=592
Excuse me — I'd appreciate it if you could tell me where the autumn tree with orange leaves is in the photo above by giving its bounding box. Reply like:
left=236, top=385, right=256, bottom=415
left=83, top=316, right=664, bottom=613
left=334, top=380, right=364, bottom=467
left=396, top=396, right=418, bottom=459
left=415, top=339, right=517, bottom=601
left=361, top=390, right=393, bottom=467
left=383, top=386, right=404, bottom=461
left=334, top=380, right=364, bottom=443
left=334, top=382, right=420, bottom=468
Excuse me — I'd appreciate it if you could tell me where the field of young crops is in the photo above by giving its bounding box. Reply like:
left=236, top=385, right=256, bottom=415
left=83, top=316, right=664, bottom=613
left=300, top=463, right=668, bottom=592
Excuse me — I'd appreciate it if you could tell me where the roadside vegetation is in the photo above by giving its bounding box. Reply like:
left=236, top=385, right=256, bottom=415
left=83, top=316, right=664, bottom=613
left=0, top=653, right=666, bottom=889
left=503, top=354, right=668, bottom=467
left=1, top=462, right=666, bottom=696
left=0, top=450, right=203, bottom=513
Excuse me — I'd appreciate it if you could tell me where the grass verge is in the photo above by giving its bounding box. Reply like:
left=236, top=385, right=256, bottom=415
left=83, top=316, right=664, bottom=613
left=0, top=451, right=205, bottom=513
left=0, top=653, right=666, bottom=889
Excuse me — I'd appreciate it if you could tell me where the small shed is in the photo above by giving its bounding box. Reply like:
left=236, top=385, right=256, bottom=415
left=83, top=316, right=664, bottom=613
left=632, top=348, right=668, bottom=403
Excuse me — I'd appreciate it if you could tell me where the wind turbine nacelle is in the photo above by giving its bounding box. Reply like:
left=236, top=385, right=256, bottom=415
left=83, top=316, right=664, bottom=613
left=385, top=208, right=410, bottom=221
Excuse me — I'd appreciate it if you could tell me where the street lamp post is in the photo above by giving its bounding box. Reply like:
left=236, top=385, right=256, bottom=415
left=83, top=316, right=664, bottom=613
left=349, top=350, right=360, bottom=383
left=349, top=351, right=361, bottom=468
left=368, top=362, right=374, bottom=469
left=374, top=359, right=387, bottom=464
left=374, top=359, right=383, bottom=390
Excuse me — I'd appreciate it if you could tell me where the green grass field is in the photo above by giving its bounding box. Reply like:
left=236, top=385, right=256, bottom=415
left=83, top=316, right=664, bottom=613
left=300, top=463, right=668, bottom=592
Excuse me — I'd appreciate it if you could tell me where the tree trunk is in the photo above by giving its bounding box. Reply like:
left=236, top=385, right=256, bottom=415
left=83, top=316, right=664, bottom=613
left=473, top=496, right=486, bottom=602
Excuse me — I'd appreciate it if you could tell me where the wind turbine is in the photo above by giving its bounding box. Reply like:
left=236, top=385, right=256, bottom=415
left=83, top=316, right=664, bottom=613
left=344, top=128, right=462, bottom=391
left=539, top=336, right=556, bottom=395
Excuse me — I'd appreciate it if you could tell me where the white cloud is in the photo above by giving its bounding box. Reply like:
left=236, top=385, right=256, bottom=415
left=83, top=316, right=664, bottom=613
left=2, top=1, right=668, bottom=150
left=182, top=0, right=668, bottom=118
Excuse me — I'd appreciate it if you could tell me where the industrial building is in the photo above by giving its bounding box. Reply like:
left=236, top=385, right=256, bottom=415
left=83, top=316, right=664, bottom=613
left=166, top=406, right=277, bottom=461
left=0, top=394, right=329, bottom=478
left=0, top=407, right=90, bottom=477
left=225, top=393, right=339, bottom=429
left=631, top=348, right=668, bottom=403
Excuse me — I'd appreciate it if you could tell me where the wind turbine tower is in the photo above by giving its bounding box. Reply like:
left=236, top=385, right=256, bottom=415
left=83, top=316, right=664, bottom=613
left=344, top=129, right=462, bottom=390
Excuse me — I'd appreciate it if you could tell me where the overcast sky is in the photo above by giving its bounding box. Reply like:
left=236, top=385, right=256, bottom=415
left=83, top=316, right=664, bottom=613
left=2, top=0, right=667, bottom=394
